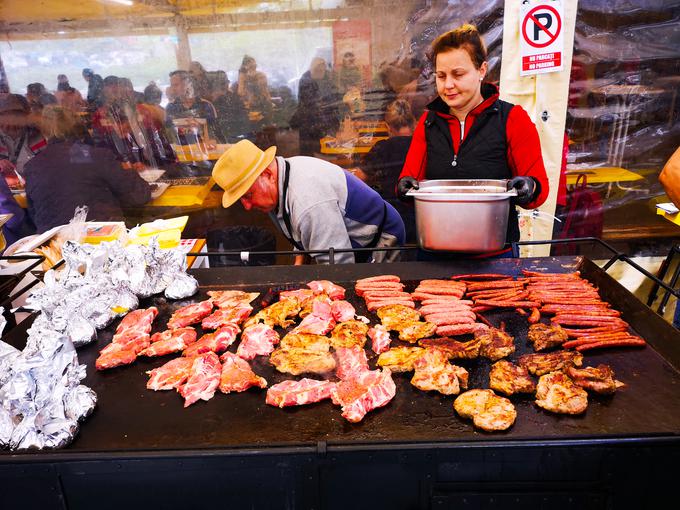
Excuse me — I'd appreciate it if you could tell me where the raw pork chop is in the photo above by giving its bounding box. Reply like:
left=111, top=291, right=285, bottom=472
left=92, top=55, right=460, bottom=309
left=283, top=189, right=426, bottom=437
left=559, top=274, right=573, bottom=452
left=167, top=300, right=214, bottom=329
left=334, top=346, right=369, bottom=380
left=237, top=324, right=280, bottom=360
left=207, top=290, right=259, bottom=309
left=368, top=325, right=391, bottom=354
left=201, top=303, right=253, bottom=329
left=330, top=300, right=355, bottom=322
left=178, top=352, right=222, bottom=407
left=330, top=368, right=396, bottom=423
left=147, top=356, right=195, bottom=390
left=266, top=378, right=336, bottom=408
left=307, top=280, right=345, bottom=300
left=219, top=352, right=268, bottom=393
left=139, top=328, right=197, bottom=357
left=293, top=300, right=336, bottom=335
left=116, top=307, right=158, bottom=334
left=183, top=324, right=240, bottom=357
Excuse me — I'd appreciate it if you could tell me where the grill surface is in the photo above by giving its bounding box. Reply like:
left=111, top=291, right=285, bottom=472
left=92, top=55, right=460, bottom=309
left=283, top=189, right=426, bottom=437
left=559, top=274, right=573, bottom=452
left=4, top=256, right=680, bottom=459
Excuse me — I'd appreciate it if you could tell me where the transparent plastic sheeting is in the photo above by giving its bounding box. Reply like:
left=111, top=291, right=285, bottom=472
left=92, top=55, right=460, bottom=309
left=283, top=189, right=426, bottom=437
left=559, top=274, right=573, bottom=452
left=0, top=239, right=198, bottom=450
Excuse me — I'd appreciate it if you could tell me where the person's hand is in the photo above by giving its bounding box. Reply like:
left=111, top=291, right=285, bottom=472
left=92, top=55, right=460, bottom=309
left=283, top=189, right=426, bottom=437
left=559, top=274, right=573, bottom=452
left=397, top=176, right=419, bottom=200
left=507, top=176, right=536, bottom=205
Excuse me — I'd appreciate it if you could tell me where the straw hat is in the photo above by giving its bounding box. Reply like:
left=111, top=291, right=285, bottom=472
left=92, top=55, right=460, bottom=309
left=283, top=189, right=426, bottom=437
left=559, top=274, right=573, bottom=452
left=212, top=140, right=277, bottom=208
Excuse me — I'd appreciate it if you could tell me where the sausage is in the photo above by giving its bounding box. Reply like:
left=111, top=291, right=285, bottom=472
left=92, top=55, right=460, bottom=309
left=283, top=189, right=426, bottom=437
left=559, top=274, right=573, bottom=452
left=419, top=304, right=473, bottom=315
left=522, top=270, right=581, bottom=277
left=527, top=308, right=541, bottom=324
left=562, top=325, right=628, bottom=338
left=466, top=281, right=527, bottom=291
left=450, top=273, right=513, bottom=281
left=414, top=287, right=465, bottom=297
left=425, top=310, right=476, bottom=321
left=575, top=338, right=646, bottom=351
left=356, top=275, right=401, bottom=284
left=419, top=279, right=467, bottom=288
left=551, top=318, right=629, bottom=328
left=412, top=292, right=464, bottom=302
left=425, top=315, right=476, bottom=326
left=362, top=291, right=412, bottom=299
left=436, top=323, right=487, bottom=336
left=422, top=298, right=474, bottom=306
left=551, top=314, right=624, bottom=322
left=474, top=300, right=541, bottom=308
left=515, top=308, right=528, bottom=316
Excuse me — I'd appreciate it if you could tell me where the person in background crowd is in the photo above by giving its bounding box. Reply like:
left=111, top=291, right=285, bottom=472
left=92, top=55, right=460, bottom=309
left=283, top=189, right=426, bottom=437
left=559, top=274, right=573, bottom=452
left=24, top=106, right=150, bottom=233
left=235, top=55, right=272, bottom=125
left=208, top=70, right=249, bottom=143
left=141, top=82, right=165, bottom=125
left=397, top=24, right=549, bottom=257
left=290, top=57, right=340, bottom=156
left=271, top=85, right=297, bottom=129
left=659, top=146, right=680, bottom=329
left=189, top=61, right=211, bottom=101
left=92, top=76, right=173, bottom=169
left=212, top=140, right=405, bottom=265
left=119, top=77, right=145, bottom=105
left=166, top=70, right=217, bottom=144
left=337, top=51, right=362, bottom=94
left=361, top=99, right=417, bottom=244
left=82, top=68, right=104, bottom=110
left=0, top=94, right=47, bottom=176
left=54, top=74, right=84, bottom=108
left=26, top=83, right=58, bottom=114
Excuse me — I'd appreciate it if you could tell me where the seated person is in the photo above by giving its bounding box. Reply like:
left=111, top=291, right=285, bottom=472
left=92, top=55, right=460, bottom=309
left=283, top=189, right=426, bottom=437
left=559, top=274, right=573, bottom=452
left=166, top=70, right=217, bottom=145
left=208, top=70, right=250, bottom=143
left=361, top=99, right=417, bottom=243
left=24, top=106, right=150, bottom=233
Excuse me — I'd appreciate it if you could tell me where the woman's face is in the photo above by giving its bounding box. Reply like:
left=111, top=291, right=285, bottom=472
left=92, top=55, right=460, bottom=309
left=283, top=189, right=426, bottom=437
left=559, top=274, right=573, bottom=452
left=435, top=47, right=487, bottom=114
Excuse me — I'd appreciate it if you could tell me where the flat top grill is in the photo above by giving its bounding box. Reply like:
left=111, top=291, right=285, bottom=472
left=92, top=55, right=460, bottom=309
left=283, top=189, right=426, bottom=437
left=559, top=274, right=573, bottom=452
left=4, top=256, right=680, bottom=460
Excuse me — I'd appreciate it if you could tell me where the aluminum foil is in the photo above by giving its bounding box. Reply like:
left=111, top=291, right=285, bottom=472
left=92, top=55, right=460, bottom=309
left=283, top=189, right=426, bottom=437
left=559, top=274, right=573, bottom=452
left=2, top=239, right=195, bottom=450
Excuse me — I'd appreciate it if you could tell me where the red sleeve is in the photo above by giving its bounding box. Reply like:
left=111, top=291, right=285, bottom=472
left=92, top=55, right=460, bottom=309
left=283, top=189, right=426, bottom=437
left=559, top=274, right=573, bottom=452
left=505, top=105, right=549, bottom=209
left=398, top=112, right=428, bottom=182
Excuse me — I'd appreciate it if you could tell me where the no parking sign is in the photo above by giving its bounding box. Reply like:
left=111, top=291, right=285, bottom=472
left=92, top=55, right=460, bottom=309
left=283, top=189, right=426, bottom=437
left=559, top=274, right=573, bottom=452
left=520, top=1, right=564, bottom=75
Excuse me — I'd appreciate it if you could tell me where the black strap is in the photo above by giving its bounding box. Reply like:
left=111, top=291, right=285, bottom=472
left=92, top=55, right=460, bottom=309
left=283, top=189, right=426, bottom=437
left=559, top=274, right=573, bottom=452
left=281, top=160, right=306, bottom=251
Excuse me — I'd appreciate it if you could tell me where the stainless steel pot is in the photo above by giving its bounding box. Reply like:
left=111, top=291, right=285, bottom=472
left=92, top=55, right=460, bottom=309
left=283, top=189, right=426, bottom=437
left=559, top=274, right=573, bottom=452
left=406, top=179, right=517, bottom=252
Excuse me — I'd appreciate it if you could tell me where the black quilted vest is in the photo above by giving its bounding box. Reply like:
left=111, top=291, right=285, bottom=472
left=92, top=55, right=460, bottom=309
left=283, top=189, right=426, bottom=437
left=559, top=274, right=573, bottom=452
left=423, top=94, right=519, bottom=244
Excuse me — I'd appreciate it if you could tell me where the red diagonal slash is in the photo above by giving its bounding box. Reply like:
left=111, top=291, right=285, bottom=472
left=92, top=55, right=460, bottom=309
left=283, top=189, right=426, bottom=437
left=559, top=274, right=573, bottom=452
left=529, top=13, right=557, bottom=41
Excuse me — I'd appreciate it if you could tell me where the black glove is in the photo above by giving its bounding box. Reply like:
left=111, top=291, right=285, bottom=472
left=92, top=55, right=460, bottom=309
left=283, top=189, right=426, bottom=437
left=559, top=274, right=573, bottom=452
left=397, top=176, right=419, bottom=200
left=507, top=176, right=537, bottom=206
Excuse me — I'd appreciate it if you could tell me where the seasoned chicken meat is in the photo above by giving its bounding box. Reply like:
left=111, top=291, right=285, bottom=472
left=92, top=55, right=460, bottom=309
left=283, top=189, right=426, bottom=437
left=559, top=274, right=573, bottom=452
left=330, top=320, right=369, bottom=349
left=489, top=360, right=536, bottom=396
left=454, top=389, right=517, bottom=432
left=527, top=323, right=569, bottom=351
left=280, top=333, right=330, bottom=351
left=418, top=337, right=482, bottom=360
left=566, top=364, right=625, bottom=394
left=376, top=304, right=421, bottom=331
left=244, top=298, right=301, bottom=329
left=269, top=347, right=336, bottom=376
left=397, top=320, right=437, bottom=343
left=519, top=350, right=583, bottom=376
left=535, top=371, right=588, bottom=414
left=376, top=346, right=424, bottom=372
left=411, top=348, right=468, bottom=395
left=475, top=327, right=515, bottom=361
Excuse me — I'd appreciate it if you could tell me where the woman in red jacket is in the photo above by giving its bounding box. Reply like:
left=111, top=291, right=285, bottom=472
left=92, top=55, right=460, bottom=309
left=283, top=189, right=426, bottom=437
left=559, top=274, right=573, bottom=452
left=397, top=24, right=549, bottom=253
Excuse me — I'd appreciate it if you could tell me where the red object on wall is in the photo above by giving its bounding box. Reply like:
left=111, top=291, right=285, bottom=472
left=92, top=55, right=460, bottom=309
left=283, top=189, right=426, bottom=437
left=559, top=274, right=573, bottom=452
left=332, top=20, right=372, bottom=84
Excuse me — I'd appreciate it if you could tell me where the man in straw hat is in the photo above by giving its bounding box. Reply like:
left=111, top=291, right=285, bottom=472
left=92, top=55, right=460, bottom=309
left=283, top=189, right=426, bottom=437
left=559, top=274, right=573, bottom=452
left=213, top=140, right=405, bottom=264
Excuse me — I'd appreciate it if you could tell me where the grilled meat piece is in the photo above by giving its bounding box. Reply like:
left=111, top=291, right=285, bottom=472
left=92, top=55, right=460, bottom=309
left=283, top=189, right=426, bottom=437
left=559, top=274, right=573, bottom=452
left=368, top=325, right=392, bottom=354
left=116, top=307, right=158, bottom=333
left=454, top=389, right=517, bottom=432
left=330, top=368, right=396, bottom=423
left=331, top=300, right=356, bottom=322
left=266, top=378, right=335, bottom=407
left=330, top=320, right=369, bottom=349
left=377, top=346, right=424, bottom=372
left=307, top=280, right=346, bottom=300
left=139, top=327, right=197, bottom=357
left=207, top=290, right=259, bottom=309
left=519, top=350, right=583, bottom=376
left=280, top=333, right=330, bottom=351
left=489, top=360, right=536, bottom=396
left=475, top=327, right=515, bottom=361
left=397, top=320, right=437, bottom=343
left=376, top=304, right=421, bottom=331
left=411, top=348, right=469, bottom=395
left=528, top=323, right=569, bottom=351
left=418, top=337, right=482, bottom=360
left=566, top=364, right=625, bottom=394
left=299, top=294, right=331, bottom=318
left=201, top=303, right=253, bottom=329
left=244, top=297, right=301, bottom=328
left=270, top=347, right=336, bottom=376
left=293, top=301, right=336, bottom=335
left=219, top=352, right=267, bottom=394
left=183, top=324, right=240, bottom=358
left=535, top=371, right=588, bottom=414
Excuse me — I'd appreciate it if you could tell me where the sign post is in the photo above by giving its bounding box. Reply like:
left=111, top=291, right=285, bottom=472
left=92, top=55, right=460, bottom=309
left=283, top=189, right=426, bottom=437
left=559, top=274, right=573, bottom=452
left=520, top=0, right=564, bottom=75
